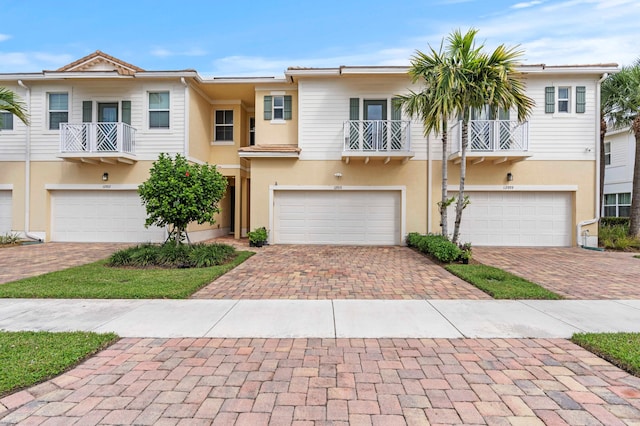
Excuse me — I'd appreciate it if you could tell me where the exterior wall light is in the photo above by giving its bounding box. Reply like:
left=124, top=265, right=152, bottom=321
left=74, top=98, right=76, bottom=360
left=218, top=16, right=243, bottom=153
left=102, top=172, right=109, bottom=181
left=334, top=172, right=343, bottom=178
left=506, top=172, right=513, bottom=182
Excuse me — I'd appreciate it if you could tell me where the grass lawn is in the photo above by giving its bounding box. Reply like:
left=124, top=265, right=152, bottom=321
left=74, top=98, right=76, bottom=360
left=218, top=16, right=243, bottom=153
left=572, top=332, right=640, bottom=377
left=0, top=251, right=253, bottom=299
left=445, top=263, right=562, bottom=299
left=0, top=331, right=118, bottom=397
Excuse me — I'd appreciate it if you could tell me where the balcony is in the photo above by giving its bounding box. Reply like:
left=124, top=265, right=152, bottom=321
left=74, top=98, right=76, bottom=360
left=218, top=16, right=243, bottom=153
left=449, top=120, right=531, bottom=164
left=343, top=120, right=414, bottom=164
left=58, top=122, right=137, bottom=164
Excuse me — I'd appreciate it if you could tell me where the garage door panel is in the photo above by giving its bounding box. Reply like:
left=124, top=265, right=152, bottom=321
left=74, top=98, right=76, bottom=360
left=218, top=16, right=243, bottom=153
left=52, top=191, right=165, bottom=243
left=448, top=191, right=571, bottom=247
left=274, top=190, right=400, bottom=245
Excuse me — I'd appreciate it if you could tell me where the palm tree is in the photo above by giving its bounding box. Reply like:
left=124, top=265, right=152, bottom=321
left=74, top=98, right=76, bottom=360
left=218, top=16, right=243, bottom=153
left=0, top=87, right=29, bottom=127
left=601, top=59, right=640, bottom=237
left=396, top=41, right=456, bottom=236
left=446, top=29, right=534, bottom=244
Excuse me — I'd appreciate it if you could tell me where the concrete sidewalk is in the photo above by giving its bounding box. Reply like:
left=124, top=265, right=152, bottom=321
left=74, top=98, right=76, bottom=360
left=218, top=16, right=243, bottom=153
left=1, top=298, right=639, bottom=338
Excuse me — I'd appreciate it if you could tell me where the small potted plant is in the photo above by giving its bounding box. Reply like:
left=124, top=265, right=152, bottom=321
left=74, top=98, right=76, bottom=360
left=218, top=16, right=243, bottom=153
left=248, top=227, right=268, bottom=247
left=458, top=242, right=472, bottom=264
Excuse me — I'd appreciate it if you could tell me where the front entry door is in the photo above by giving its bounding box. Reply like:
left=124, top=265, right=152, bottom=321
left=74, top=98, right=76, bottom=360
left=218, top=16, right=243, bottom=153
left=364, top=100, right=387, bottom=150
left=97, top=103, right=119, bottom=151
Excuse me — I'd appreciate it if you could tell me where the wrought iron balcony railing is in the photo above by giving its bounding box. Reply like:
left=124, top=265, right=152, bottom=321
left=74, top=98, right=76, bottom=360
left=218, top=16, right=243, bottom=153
left=343, top=120, right=411, bottom=153
left=60, top=122, right=136, bottom=154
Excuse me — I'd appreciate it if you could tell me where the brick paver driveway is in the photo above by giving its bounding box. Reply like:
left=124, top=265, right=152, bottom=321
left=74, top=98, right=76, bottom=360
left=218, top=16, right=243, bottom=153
left=2, top=337, right=640, bottom=425
left=473, top=247, right=640, bottom=299
left=0, top=243, right=129, bottom=284
left=192, top=245, right=490, bottom=300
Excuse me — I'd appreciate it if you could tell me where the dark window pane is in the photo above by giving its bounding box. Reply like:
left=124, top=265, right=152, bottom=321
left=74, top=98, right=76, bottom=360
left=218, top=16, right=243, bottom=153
left=0, top=113, right=13, bottom=130
left=619, top=206, right=631, bottom=217
left=274, top=108, right=284, bottom=120
left=604, top=206, right=616, bottom=216
left=150, top=111, right=169, bottom=128
left=50, top=112, right=68, bottom=130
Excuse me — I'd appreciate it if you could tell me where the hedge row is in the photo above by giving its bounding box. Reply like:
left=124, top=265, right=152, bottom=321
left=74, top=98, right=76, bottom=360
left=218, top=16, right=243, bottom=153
left=406, top=232, right=462, bottom=263
left=600, top=217, right=630, bottom=227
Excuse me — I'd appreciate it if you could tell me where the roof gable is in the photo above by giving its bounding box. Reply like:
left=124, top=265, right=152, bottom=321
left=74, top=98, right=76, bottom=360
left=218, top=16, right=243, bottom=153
left=56, top=50, right=144, bottom=75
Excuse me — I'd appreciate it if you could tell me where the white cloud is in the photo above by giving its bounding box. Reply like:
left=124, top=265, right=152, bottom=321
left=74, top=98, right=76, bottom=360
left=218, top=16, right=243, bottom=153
left=0, top=52, right=74, bottom=73
left=511, top=1, right=544, bottom=9
left=151, top=47, right=207, bottom=58
left=0, top=34, right=11, bottom=42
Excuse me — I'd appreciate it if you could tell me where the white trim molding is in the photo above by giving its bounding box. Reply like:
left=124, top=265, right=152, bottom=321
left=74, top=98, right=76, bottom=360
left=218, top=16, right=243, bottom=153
left=45, top=184, right=140, bottom=191
left=0, top=184, right=14, bottom=190
left=447, top=185, right=578, bottom=192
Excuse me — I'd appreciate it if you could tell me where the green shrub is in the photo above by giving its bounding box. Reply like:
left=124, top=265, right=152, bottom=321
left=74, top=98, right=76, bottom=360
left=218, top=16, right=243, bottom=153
left=406, top=233, right=462, bottom=263
left=248, top=227, right=268, bottom=246
left=108, top=243, right=237, bottom=268
left=0, top=233, right=21, bottom=246
left=599, top=222, right=640, bottom=250
left=601, top=217, right=630, bottom=227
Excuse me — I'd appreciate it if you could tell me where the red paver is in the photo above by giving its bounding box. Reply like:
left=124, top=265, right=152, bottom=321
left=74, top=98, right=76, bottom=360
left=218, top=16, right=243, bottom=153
left=192, top=244, right=490, bottom=299
left=0, top=242, right=129, bottom=284
left=473, top=247, right=640, bottom=299
left=2, top=338, right=640, bottom=425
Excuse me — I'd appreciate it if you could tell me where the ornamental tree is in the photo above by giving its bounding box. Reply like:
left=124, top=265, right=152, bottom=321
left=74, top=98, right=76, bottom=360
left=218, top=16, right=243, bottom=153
left=138, top=153, right=228, bottom=244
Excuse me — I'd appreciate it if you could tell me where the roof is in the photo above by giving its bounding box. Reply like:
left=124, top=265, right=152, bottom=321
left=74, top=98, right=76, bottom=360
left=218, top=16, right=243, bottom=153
left=55, top=50, right=145, bottom=75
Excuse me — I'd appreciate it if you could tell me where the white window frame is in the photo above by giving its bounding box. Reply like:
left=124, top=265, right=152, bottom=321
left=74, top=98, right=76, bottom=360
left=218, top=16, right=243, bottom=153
left=48, top=92, right=69, bottom=131
left=604, top=192, right=631, bottom=217
left=558, top=87, right=570, bottom=113
left=604, top=142, right=611, bottom=166
left=214, top=110, right=234, bottom=142
left=272, top=95, right=285, bottom=121
left=148, top=91, right=170, bottom=129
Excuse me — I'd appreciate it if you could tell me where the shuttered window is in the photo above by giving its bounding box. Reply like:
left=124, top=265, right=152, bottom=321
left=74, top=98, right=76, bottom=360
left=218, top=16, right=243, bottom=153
left=263, top=96, right=272, bottom=120
left=349, top=98, right=359, bottom=120
left=545, top=87, right=555, bottom=113
left=576, top=86, right=586, bottom=113
left=264, top=95, right=292, bottom=120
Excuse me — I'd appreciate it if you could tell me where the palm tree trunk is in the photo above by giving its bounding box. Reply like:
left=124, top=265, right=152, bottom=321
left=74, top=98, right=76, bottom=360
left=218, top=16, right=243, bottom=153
left=452, top=117, right=468, bottom=244
left=629, top=116, right=640, bottom=237
left=440, top=121, right=449, bottom=236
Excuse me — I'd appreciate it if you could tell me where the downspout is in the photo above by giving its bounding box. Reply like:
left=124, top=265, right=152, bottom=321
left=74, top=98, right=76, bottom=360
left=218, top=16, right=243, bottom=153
left=577, top=72, right=608, bottom=248
left=17, top=80, right=42, bottom=242
left=180, top=78, right=190, bottom=157
left=427, top=131, right=432, bottom=235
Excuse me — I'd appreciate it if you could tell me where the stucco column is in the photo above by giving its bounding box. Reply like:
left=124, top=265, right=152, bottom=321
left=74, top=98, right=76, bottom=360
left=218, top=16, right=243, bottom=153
left=234, top=180, right=242, bottom=240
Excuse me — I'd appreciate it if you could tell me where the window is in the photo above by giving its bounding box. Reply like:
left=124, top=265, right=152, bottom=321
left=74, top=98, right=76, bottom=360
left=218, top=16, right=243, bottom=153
left=263, top=95, right=292, bottom=120
left=48, top=93, right=68, bottom=130
left=576, top=86, right=586, bottom=113
left=604, top=142, right=611, bottom=166
left=215, top=110, right=234, bottom=141
left=604, top=193, right=631, bottom=217
left=249, top=117, right=255, bottom=146
left=149, top=91, right=170, bottom=129
left=558, top=87, right=570, bottom=113
left=0, top=112, right=13, bottom=130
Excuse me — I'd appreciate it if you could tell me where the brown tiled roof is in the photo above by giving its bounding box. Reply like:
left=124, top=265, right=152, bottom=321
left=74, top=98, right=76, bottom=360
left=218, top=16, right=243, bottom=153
left=238, top=144, right=301, bottom=153
left=56, top=50, right=145, bottom=75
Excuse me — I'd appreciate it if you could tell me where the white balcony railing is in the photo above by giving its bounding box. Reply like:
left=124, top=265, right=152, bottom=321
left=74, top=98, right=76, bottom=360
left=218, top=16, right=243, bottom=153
left=343, top=120, right=411, bottom=153
left=60, top=122, right=136, bottom=154
left=451, top=120, right=528, bottom=153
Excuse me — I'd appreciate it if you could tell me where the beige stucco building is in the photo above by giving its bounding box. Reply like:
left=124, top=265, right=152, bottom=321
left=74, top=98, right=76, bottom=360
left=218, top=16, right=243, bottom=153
left=0, top=51, right=617, bottom=247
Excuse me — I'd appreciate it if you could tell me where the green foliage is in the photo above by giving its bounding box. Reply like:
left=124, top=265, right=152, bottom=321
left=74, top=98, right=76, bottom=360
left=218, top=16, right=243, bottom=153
left=248, top=227, right=268, bottom=246
left=0, top=252, right=254, bottom=299
left=0, top=331, right=117, bottom=397
left=599, top=222, right=640, bottom=250
left=406, top=232, right=462, bottom=263
left=572, top=332, right=640, bottom=377
left=138, top=153, right=228, bottom=244
left=0, top=87, right=29, bottom=126
left=108, top=242, right=237, bottom=268
left=446, top=264, right=562, bottom=299
left=601, top=217, right=630, bottom=227
left=0, top=232, right=21, bottom=246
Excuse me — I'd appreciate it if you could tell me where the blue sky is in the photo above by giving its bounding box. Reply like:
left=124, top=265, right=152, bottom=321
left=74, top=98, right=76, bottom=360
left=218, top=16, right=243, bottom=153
left=0, top=0, right=638, bottom=76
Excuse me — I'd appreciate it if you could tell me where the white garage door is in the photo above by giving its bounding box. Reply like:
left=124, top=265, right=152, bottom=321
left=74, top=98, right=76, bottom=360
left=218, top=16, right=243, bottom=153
left=0, top=191, right=11, bottom=234
left=274, top=190, right=401, bottom=245
left=448, top=191, right=571, bottom=246
left=51, top=190, right=165, bottom=243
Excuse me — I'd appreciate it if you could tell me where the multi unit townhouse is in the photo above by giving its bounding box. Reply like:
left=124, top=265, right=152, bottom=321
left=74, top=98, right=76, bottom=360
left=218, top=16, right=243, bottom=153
left=0, top=51, right=617, bottom=247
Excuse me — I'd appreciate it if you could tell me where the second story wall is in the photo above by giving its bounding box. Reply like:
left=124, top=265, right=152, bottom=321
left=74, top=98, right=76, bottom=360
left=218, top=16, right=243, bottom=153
left=254, top=87, right=298, bottom=146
